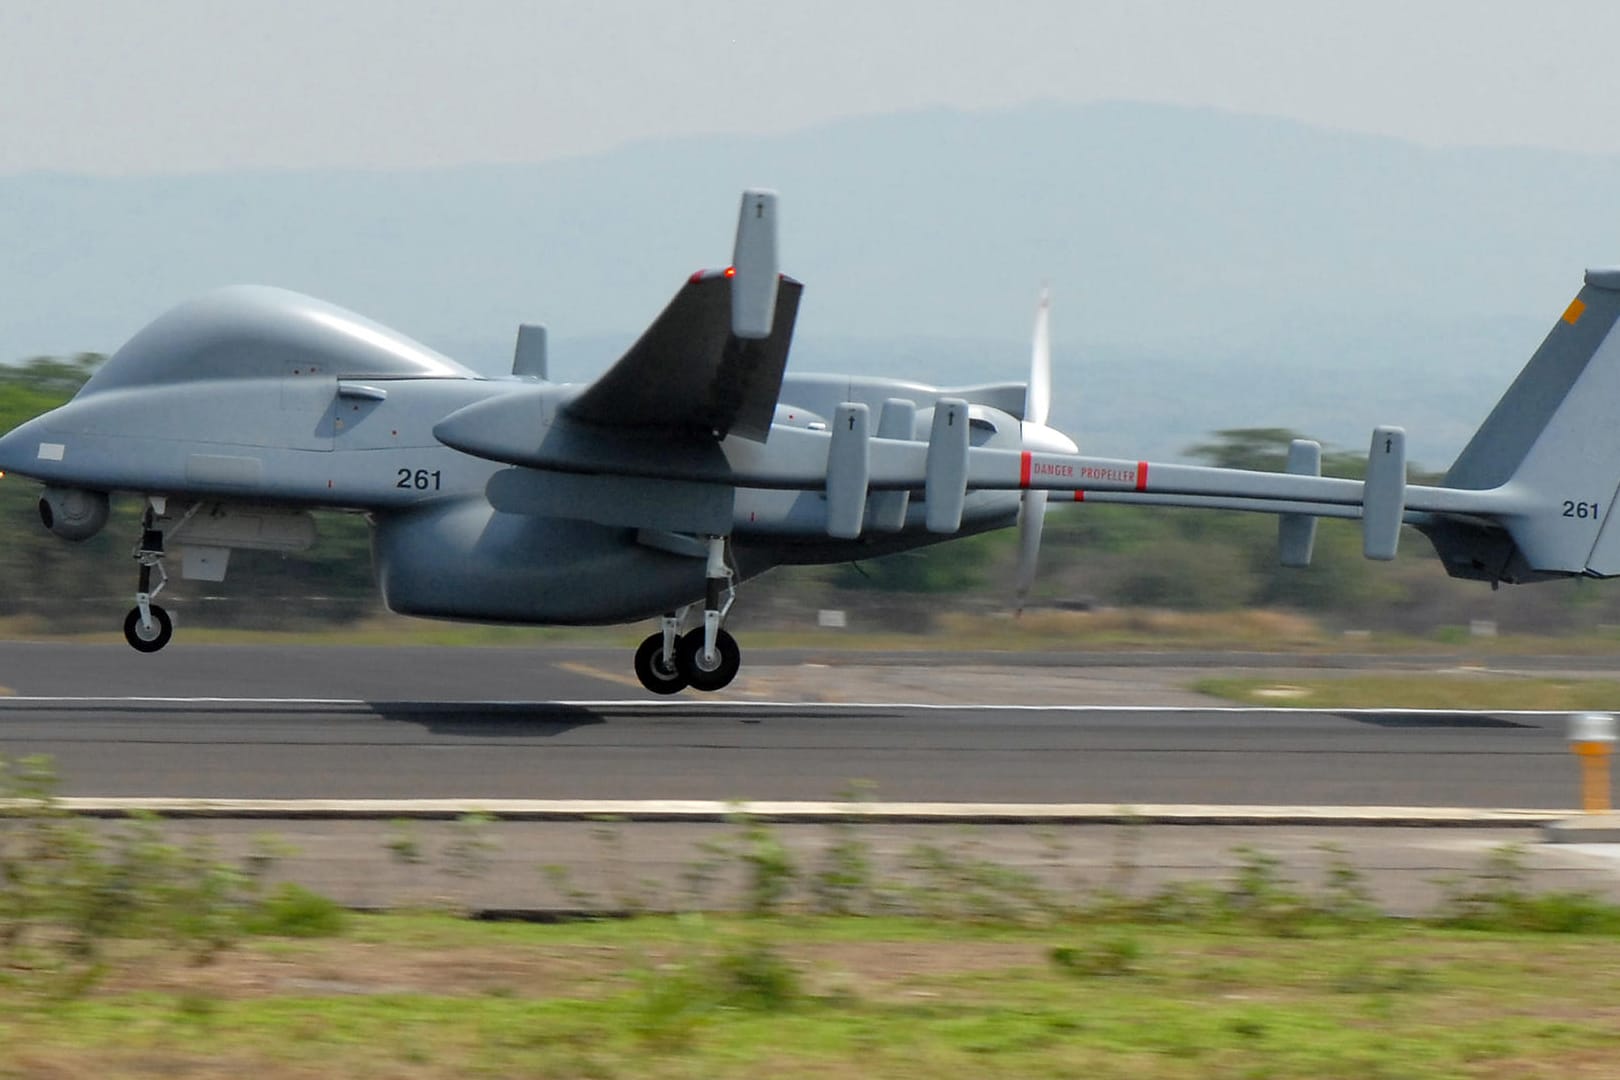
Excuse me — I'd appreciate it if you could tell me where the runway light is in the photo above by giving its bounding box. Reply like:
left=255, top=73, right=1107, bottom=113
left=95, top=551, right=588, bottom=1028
left=1568, top=712, right=1617, bottom=813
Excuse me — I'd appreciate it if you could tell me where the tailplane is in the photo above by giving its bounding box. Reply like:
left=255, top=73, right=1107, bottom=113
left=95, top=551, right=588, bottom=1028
left=1426, top=269, right=1620, bottom=581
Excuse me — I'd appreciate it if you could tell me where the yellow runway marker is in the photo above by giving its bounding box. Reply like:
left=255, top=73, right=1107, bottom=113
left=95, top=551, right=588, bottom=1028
left=1569, top=712, right=1616, bottom=813
left=556, top=660, right=645, bottom=691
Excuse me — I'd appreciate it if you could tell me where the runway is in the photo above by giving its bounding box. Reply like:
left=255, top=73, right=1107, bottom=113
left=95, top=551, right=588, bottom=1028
left=0, top=642, right=1586, bottom=807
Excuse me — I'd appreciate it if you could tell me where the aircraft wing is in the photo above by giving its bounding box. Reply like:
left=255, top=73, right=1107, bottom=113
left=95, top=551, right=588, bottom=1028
left=565, top=270, right=803, bottom=443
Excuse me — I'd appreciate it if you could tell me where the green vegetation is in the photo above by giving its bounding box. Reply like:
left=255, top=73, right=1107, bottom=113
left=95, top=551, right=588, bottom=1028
left=2, top=358, right=1619, bottom=644
left=9, top=761, right=1620, bottom=1075
left=0, top=756, right=338, bottom=996
left=5, top=915, right=1620, bottom=1078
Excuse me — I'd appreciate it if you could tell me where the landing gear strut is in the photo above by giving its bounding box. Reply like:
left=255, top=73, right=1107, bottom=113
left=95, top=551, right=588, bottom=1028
left=632, top=536, right=742, bottom=694
left=123, top=498, right=173, bottom=653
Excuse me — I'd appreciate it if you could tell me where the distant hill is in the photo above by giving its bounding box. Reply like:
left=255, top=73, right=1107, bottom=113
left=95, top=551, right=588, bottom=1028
left=3, top=101, right=1615, bottom=465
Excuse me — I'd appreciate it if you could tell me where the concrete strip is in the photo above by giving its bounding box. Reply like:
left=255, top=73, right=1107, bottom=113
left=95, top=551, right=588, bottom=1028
left=3, top=797, right=1571, bottom=826
left=114, top=819, right=1620, bottom=918
left=1544, top=812, right=1620, bottom=843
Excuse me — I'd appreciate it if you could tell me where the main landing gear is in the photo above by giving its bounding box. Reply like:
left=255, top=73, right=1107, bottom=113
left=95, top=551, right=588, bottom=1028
left=123, top=497, right=174, bottom=653
left=633, top=536, right=742, bottom=694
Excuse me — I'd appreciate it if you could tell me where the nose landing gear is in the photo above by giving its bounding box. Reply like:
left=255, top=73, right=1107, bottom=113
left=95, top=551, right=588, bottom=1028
left=122, top=497, right=175, bottom=653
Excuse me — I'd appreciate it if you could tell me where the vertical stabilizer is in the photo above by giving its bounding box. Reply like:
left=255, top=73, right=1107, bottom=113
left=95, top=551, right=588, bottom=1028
left=1444, top=271, right=1620, bottom=575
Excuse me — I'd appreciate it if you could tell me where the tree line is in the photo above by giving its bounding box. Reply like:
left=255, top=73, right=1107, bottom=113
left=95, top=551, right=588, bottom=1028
left=0, top=356, right=1610, bottom=638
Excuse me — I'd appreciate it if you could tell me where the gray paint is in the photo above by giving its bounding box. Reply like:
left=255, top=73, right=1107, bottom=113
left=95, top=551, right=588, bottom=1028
left=566, top=275, right=803, bottom=442
left=2, top=195, right=1618, bottom=643
left=1444, top=279, right=1620, bottom=490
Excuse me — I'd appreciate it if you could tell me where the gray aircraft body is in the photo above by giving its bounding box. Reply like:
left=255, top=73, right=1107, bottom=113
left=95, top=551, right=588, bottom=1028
left=0, top=190, right=1617, bottom=692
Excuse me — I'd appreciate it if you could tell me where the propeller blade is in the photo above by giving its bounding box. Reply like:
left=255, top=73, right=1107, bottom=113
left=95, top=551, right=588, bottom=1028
left=1015, top=286, right=1059, bottom=615
left=1027, top=286, right=1051, bottom=426
left=1014, top=489, right=1048, bottom=614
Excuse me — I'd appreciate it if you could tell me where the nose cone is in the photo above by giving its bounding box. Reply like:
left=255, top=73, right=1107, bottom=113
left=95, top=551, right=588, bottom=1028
left=0, top=411, right=55, bottom=475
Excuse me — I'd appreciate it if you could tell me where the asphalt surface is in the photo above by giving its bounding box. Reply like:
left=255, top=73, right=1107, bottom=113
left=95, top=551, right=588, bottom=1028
left=0, top=641, right=1590, bottom=807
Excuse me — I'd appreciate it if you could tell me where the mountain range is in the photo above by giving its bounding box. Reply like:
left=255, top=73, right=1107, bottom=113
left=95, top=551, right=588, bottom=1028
left=5, top=101, right=1618, bottom=466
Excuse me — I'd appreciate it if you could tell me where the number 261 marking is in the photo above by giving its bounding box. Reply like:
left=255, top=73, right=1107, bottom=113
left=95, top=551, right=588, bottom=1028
left=1563, top=500, right=1600, bottom=519
left=396, top=468, right=441, bottom=491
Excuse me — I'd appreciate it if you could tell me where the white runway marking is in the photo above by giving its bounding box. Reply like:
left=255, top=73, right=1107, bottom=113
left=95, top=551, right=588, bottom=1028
left=0, top=695, right=1570, bottom=716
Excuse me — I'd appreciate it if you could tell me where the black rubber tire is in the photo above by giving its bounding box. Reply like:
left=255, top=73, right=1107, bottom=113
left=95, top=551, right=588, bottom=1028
left=633, top=632, right=688, bottom=695
left=675, top=628, right=741, bottom=692
left=123, top=604, right=173, bottom=653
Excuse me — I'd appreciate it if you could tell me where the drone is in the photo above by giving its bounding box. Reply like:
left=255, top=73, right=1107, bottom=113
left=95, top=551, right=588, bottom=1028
left=2, top=190, right=1615, bottom=692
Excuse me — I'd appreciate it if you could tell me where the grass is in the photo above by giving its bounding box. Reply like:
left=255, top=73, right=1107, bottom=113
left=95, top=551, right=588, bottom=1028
left=5, top=913, right=1620, bottom=1078
left=1194, top=674, right=1620, bottom=710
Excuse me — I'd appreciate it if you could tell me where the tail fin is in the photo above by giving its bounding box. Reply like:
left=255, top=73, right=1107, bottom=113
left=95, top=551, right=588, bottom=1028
left=1430, top=269, right=1620, bottom=579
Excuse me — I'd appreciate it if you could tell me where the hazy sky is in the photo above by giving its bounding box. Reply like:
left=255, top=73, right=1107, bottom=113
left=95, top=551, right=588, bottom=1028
left=4, top=0, right=1620, bottom=175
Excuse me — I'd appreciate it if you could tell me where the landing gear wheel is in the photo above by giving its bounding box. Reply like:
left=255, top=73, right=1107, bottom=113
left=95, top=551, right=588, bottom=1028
left=634, top=632, right=688, bottom=695
left=123, top=605, right=172, bottom=653
left=675, top=628, right=741, bottom=692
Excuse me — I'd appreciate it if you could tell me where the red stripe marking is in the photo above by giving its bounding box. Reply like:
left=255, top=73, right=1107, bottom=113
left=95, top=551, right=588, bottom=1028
left=1019, top=451, right=1032, bottom=488
left=1074, top=490, right=1086, bottom=502
left=1136, top=461, right=1149, bottom=492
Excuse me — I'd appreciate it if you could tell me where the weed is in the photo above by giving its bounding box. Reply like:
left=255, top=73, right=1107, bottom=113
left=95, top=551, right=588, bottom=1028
left=1049, top=933, right=1145, bottom=977
left=1107, top=810, right=1146, bottom=896
left=590, top=816, right=657, bottom=914
left=173, top=991, right=221, bottom=1025
left=728, top=810, right=798, bottom=916
left=1315, top=842, right=1379, bottom=927
left=709, top=933, right=802, bottom=1009
left=1332, top=958, right=1431, bottom=994
left=628, top=919, right=801, bottom=1049
left=541, top=864, right=599, bottom=911
left=441, top=812, right=500, bottom=884
left=0, top=757, right=293, bottom=990
left=809, top=781, right=879, bottom=915
left=678, top=836, right=732, bottom=911
left=384, top=819, right=425, bottom=866
left=1220, top=846, right=1314, bottom=936
left=901, top=838, right=1061, bottom=925
left=242, top=882, right=349, bottom=937
left=631, top=958, right=710, bottom=1050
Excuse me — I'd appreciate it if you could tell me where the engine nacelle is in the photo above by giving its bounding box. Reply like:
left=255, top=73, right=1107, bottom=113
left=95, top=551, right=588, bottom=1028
left=38, top=486, right=110, bottom=542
